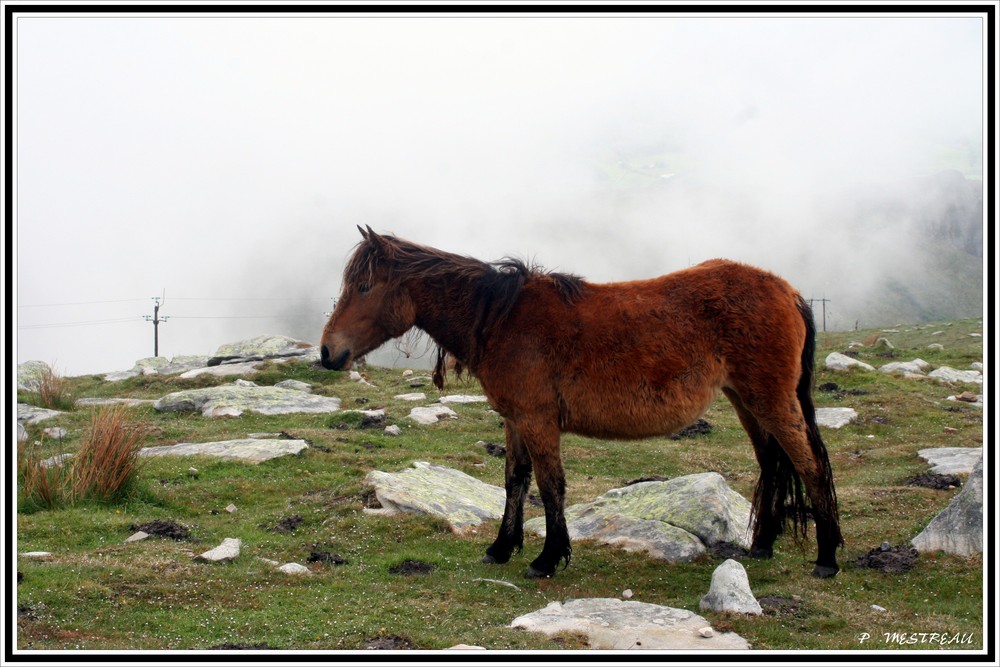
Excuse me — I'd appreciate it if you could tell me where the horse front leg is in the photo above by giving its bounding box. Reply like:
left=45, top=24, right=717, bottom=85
left=483, top=423, right=532, bottom=565
left=522, top=423, right=570, bottom=579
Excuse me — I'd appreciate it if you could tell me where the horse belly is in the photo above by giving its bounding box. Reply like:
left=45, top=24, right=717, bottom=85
left=560, top=380, right=721, bottom=440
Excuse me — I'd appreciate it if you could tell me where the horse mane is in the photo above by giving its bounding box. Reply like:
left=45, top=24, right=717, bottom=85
left=344, top=233, right=585, bottom=386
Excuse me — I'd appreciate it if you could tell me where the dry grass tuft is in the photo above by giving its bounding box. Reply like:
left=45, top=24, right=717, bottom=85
left=69, top=404, right=150, bottom=503
left=34, top=366, right=72, bottom=411
left=19, top=405, right=149, bottom=509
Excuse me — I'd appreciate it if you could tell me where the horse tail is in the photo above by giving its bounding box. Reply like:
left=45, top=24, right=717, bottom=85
left=793, top=296, right=843, bottom=546
left=751, top=297, right=843, bottom=548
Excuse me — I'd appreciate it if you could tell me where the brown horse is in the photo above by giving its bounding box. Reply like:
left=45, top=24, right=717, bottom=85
left=321, top=226, right=843, bottom=578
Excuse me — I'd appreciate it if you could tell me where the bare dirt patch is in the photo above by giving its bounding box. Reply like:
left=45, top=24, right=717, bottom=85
left=907, top=473, right=961, bottom=490
left=854, top=544, right=919, bottom=574
left=129, top=519, right=191, bottom=541
left=364, top=634, right=415, bottom=650
left=389, top=560, right=435, bottom=576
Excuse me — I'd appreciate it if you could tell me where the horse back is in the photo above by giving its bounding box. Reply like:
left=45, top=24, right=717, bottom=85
left=477, top=259, right=809, bottom=439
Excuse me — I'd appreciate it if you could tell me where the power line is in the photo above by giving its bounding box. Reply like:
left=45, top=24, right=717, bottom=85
left=17, top=298, right=149, bottom=308
left=17, top=317, right=141, bottom=330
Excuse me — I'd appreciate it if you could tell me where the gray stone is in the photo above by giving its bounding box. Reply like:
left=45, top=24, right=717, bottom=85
left=511, top=598, right=750, bottom=650
left=928, top=367, right=983, bottom=385
left=825, top=353, right=875, bottom=372
left=408, top=405, right=458, bottom=425
left=274, top=379, right=312, bottom=393
left=140, top=438, right=309, bottom=464
left=17, top=423, right=28, bottom=443
left=394, top=392, right=427, bottom=401
left=525, top=473, right=751, bottom=562
left=42, top=427, right=67, bottom=440
left=946, top=394, right=983, bottom=408
left=153, top=384, right=341, bottom=417
left=278, top=562, right=311, bottom=575
left=75, top=397, right=156, bottom=408
left=879, top=359, right=930, bottom=376
left=179, top=361, right=264, bottom=379
left=912, top=461, right=982, bottom=557
left=699, top=559, right=762, bottom=615
left=212, top=334, right=316, bottom=360
left=125, top=531, right=150, bottom=543
left=917, top=447, right=982, bottom=475
left=17, top=361, right=52, bottom=391
left=194, top=538, right=241, bottom=563
left=815, top=407, right=858, bottom=429
left=363, top=461, right=505, bottom=531
left=384, top=425, right=402, bottom=436
left=17, top=403, right=64, bottom=426
left=439, top=394, right=489, bottom=405
left=873, top=337, right=895, bottom=350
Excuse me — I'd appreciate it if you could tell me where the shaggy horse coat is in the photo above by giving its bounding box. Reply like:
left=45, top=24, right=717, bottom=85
left=321, top=227, right=843, bottom=578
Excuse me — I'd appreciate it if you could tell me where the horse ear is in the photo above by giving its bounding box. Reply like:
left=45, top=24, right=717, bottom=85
left=357, top=225, right=369, bottom=240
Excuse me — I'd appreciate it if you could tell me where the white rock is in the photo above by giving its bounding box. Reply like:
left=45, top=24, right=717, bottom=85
left=511, top=598, right=749, bottom=650
left=142, top=439, right=309, bottom=464
left=878, top=359, right=930, bottom=375
left=394, top=392, right=426, bottom=401
left=446, top=644, right=486, bottom=650
left=918, top=447, right=983, bottom=475
left=274, top=379, right=312, bottom=393
left=20, top=552, right=53, bottom=559
left=699, top=559, right=762, bottom=615
left=402, top=369, right=414, bottom=377
left=825, top=352, right=875, bottom=372
left=622, top=589, right=633, bottom=599
left=225, top=504, right=238, bottom=514
left=278, top=562, right=311, bottom=575
left=194, top=538, right=241, bottom=563
left=871, top=605, right=887, bottom=612
left=125, top=531, right=150, bottom=543
left=384, top=425, right=402, bottom=437
left=699, top=627, right=714, bottom=638
left=815, top=407, right=858, bottom=429
left=439, top=394, right=489, bottom=404
left=42, top=427, right=68, bottom=439
left=408, top=405, right=458, bottom=425
left=928, top=367, right=983, bottom=385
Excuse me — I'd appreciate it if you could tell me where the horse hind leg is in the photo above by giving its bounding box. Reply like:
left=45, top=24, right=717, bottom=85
left=483, top=423, right=532, bottom=565
left=516, top=421, right=570, bottom=578
left=723, top=388, right=785, bottom=560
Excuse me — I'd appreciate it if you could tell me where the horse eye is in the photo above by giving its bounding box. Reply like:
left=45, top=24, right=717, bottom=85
left=358, top=283, right=372, bottom=294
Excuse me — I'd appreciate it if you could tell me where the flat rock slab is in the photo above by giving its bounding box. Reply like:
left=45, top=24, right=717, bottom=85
left=180, top=362, right=265, bottom=379
left=212, top=334, right=316, bottom=359
left=918, top=447, right=983, bottom=475
left=511, top=598, right=750, bottom=650
left=140, top=439, right=309, bottom=464
left=815, top=407, right=858, bottom=429
left=408, top=405, right=458, bottom=425
left=364, top=461, right=504, bottom=531
left=153, top=385, right=341, bottom=417
left=912, top=461, right=983, bottom=557
left=17, top=403, right=64, bottom=425
left=525, top=472, right=751, bottom=562
left=928, top=367, right=983, bottom=385
left=194, top=538, right=241, bottom=563
left=75, top=397, right=157, bottom=408
left=439, top=394, right=489, bottom=404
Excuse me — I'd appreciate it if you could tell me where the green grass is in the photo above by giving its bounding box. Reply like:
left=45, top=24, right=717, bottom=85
left=15, top=318, right=985, bottom=652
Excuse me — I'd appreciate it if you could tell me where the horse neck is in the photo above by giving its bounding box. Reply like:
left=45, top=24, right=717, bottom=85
left=407, top=273, right=489, bottom=369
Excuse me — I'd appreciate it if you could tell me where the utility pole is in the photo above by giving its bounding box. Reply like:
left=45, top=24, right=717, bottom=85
left=143, top=297, right=169, bottom=357
left=809, top=298, right=831, bottom=333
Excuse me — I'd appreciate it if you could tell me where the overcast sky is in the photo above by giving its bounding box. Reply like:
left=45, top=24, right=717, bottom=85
left=12, top=9, right=987, bottom=377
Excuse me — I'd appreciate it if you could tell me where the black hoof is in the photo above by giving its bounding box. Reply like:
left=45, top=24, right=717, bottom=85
left=750, top=547, right=773, bottom=559
left=525, top=565, right=554, bottom=579
left=812, top=564, right=840, bottom=578
left=482, top=554, right=500, bottom=565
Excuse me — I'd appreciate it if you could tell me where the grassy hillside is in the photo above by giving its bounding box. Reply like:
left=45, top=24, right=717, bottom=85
left=15, top=318, right=985, bottom=652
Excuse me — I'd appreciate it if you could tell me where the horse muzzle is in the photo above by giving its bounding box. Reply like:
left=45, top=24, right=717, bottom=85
left=320, top=345, right=352, bottom=371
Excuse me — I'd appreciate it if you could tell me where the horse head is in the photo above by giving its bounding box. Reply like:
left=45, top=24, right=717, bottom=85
left=320, top=226, right=417, bottom=370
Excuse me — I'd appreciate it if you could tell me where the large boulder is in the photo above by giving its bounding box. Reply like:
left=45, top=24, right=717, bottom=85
left=927, top=367, right=983, bottom=385
left=210, top=335, right=318, bottom=364
left=363, top=462, right=505, bottom=532
left=153, top=383, right=341, bottom=417
left=104, top=355, right=211, bottom=382
left=524, top=473, right=752, bottom=562
left=912, top=461, right=982, bottom=557
left=17, top=361, right=52, bottom=391
left=511, top=598, right=750, bottom=650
